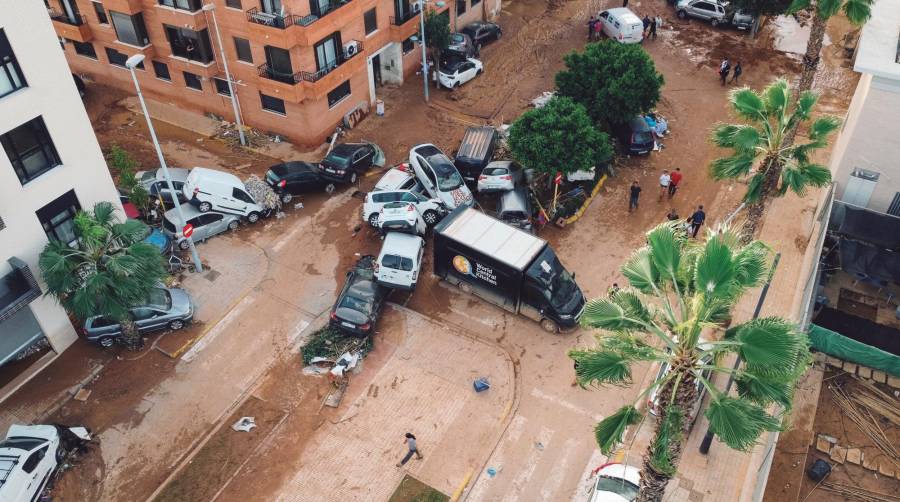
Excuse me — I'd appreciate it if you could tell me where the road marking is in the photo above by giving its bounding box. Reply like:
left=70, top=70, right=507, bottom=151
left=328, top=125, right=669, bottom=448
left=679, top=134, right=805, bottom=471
left=501, top=426, right=554, bottom=502
left=181, top=294, right=255, bottom=362
left=540, top=437, right=578, bottom=500
left=530, top=387, right=602, bottom=419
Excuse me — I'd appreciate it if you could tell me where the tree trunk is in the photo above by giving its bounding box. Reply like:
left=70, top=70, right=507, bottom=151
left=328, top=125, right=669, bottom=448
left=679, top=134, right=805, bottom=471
left=783, top=9, right=828, bottom=148
left=119, top=316, right=144, bottom=351
left=637, top=364, right=699, bottom=502
left=740, top=154, right=782, bottom=243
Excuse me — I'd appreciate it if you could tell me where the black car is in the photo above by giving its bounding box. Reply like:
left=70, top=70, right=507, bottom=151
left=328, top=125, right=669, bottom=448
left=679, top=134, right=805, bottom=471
left=460, top=21, right=502, bottom=51
left=612, top=116, right=656, bottom=155
left=330, top=255, right=388, bottom=336
left=265, top=161, right=330, bottom=203
left=318, top=143, right=383, bottom=184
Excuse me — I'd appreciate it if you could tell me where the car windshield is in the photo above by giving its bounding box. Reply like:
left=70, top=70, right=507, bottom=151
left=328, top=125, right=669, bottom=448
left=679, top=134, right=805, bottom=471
left=324, top=151, right=351, bottom=168
left=146, top=289, right=172, bottom=309
left=527, top=253, right=579, bottom=310
left=634, top=131, right=654, bottom=144
left=483, top=167, right=508, bottom=176
left=596, top=475, right=640, bottom=501
left=140, top=171, right=157, bottom=183
left=427, top=156, right=464, bottom=191
left=0, top=437, right=44, bottom=452
left=450, top=33, right=465, bottom=44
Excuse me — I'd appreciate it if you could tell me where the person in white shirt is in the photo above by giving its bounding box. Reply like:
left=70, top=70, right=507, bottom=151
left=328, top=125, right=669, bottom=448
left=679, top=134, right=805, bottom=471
left=658, top=170, right=671, bottom=201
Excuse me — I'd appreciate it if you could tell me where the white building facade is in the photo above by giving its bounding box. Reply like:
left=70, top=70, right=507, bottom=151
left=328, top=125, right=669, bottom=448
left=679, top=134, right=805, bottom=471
left=0, top=0, right=123, bottom=400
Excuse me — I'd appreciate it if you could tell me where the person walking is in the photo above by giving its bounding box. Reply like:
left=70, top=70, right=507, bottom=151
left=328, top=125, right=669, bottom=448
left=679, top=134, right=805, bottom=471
left=628, top=181, right=642, bottom=213
left=587, top=16, right=596, bottom=40
left=730, top=61, right=742, bottom=84
left=719, top=57, right=731, bottom=86
left=687, top=205, right=706, bottom=238
left=668, top=167, right=682, bottom=198
left=649, top=15, right=658, bottom=39
left=658, top=170, right=670, bottom=201
left=642, top=15, right=652, bottom=36
left=622, top=0, right=628, bottom=7
left=397, top=433, right=423, bottom=467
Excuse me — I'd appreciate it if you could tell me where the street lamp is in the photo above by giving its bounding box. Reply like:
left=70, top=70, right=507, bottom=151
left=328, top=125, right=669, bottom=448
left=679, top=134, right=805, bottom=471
left=412, top=0, right=446, bottom=103
left=125, top=54, right=204, bottom=273
left=202, top=2, right=247, bottom=147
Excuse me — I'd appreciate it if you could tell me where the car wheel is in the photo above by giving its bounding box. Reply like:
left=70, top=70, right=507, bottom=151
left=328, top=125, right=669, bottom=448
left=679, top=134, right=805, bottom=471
left=198, top=201, right=212, bottom=213
left=711, top=18, right=720, bottom=26
left=169, top=319, right=185, bottom=330
left=477, top=68, right=483, bottom=75
left=99, top=336, right=115, bottom=348
left=422, top=210, right=439, bottom=226
left=496, top=30, right=502, bottom=39
left=179, top=239, right=191, bottom=251
left=368, top=213, right=380, bottom=227
left=56, top=445, right=67, bottom=462
left=228, top=220, right=239, bottom=231
left=281, top=192, right=293, bottom=204
left=677, top=9, right=687, bottom=18
left=540, top=318, right=559, bottom=334
left=247, top=212, right=260, bottom=223
left=454, top=81, right=460, bottom=88
left=350, top=171, right=358, bottom=184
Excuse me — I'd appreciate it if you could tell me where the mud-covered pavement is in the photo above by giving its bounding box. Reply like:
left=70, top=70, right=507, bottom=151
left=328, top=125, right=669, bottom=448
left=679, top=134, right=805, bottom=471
left=8, top=0, right=859, bottom=500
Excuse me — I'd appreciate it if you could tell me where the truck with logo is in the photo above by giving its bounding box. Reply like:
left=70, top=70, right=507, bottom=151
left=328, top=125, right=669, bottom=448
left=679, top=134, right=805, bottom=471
left=433, top=206, right=585, bottom=333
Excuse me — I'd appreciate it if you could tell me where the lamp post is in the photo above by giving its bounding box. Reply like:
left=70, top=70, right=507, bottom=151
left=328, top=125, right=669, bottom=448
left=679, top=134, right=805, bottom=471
left=125, top=54, right=203, bottom=273
left=414, top=0, right=446, bottom=103
left=202, top=2, right=246, bottom=147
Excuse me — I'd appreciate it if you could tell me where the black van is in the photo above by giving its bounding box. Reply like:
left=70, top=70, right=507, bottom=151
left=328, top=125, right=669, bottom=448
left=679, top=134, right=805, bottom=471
left=454, top=126, right=497, bottom=185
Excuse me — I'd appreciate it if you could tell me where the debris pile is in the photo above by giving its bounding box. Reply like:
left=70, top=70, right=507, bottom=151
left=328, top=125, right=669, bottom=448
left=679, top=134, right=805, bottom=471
left=244, top=174, right=282, bottom=215
left=214, top=122, right=273, bottom=149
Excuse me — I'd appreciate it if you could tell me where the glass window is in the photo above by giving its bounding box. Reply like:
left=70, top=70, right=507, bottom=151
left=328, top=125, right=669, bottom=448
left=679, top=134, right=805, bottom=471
left=214, top=77, right=231, bottom=96
left=456, top=0, right=466, bottom=16
left=232, top=189, right=254, bottom=203
left=105, top=47, right=142, bottom=68
left=2, top=117, right=61, bottom=185
left=225, top=0, right=242, bottom=7
left=183, top=71, right=202, bottom=90
left=164, top=25, right=215, bottom=64
left=471, top=0, right=480, bottom=6
left=233, top=37, right=252, bottom=63
left=314, top=33, right=342, bottom=72
left=152, top=60, right=171, bottom=80
left=364, top=8, right=377, bottom=35
left=402, top=36, right=414, bottom=54
left=36, top=190, right=81, bottom=246
left=72, top=40, right=98, bottom=59
left=110, top=12, right=150, bottom=47
left=158, top=0, right=202, bottom=11
left=92, top=2, right=109, bottom=23
left=260, top=93, right=286, bottom=115
left=327, top=80, right=351, bottom=108
left=0, top=29, right=27, bottom=98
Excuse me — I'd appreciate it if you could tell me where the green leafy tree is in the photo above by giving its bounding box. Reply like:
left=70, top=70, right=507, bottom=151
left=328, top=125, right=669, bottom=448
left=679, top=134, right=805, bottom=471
left=709, top=79, right=838, bottom=240
left=556, top=40, right=664, bottom=125
left=39, top=202, right=167, bottom=350
left=108, top=145, right=149, bottom=216
left=508, top=96, right=613, bottom=178
left=572, top=222, right=810, bottom=502
left=423, top=10, right=450, bottom=87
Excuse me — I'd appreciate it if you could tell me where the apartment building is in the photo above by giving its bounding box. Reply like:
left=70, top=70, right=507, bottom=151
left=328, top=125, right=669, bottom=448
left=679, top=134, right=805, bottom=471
left=1, top=0, right=123, bottom=400
left=49, top=0, right=501, bottom=146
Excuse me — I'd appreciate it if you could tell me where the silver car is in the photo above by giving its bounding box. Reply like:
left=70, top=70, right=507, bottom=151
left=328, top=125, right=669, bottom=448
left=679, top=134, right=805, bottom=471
left=676, top=0, right=727, bottom=25
left=136, top=167, right=190, bottom=207
left=477, top=161, right=522, bottom=193
left=161, top=203, right=241, bottom=250
left=82, top=287, right=194, bottom=347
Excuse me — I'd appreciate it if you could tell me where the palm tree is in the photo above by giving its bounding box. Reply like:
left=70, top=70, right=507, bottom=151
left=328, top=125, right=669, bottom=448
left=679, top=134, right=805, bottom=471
left=709, top=79, right=839, bottom=240
left=39, top=201, right=167, bottom=350
left=571, top=222, right=810, bottom=502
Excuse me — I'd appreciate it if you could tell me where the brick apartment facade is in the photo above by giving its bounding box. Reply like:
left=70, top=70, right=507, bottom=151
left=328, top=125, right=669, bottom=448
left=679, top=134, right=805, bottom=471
left=46, top=0, right=500, bottom=146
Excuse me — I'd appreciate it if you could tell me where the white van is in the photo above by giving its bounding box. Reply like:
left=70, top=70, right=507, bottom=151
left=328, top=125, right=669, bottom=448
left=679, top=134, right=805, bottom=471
left=375, top=232, right=425, bottom=290
left=182, top=167, right=266, bottom=223
left=597, top=8, right=644, bottom=44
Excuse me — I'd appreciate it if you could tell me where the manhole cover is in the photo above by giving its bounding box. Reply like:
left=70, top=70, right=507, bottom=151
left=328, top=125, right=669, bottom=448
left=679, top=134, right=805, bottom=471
left=203, top=269, right=221, bottom=282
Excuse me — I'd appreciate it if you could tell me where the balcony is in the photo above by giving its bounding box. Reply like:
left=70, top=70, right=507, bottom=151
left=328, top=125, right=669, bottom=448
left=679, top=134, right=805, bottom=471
left=102, top=0, right=144, bottom=14
left=256, top=63, right=306, bottom=102
left=246, top=1, right=361, bottom=47
left=0, top=258, right=41, bottom=324
left=48, top=10, right=93, bottom=42
left=301, top=41, right=365, bottom=99
left=390, top=11, right=420, bottom=40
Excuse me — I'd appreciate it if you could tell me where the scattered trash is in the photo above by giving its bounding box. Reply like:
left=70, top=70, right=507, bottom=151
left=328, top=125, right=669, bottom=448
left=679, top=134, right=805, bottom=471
left=324, top=381, right=348, bottom=408
left=531, top=91, right=556, bottom=108
left=73, top=388, right=92, bottom=402
left=535, top=442, right=544, bottom=450
left=487, top=466, right=503, bottom=478
left=232, top=416, right=257, bottom=432
left=473, top=377, right=491, bottom=392
left=244, top=174, right=282, bottom=213
left=330, top=351, right=360, bottom=378
left=294, top=202, right=304, bottom=210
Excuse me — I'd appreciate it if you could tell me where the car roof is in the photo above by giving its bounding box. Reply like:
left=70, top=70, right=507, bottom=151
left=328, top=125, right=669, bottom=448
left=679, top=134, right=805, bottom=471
left=375, top=168, right=415, bottom=190
left=269, top=161, right=317, bottom=176
left=187, top=166, right=244, bottom=186
left=628, top=116, right=652, bottom=131
left=596, top=463, right=641, bottom=485
left=486, top=160, right=516, bottom=170
left=604, top=7, right=641, bottom=21
left=157, top=167, right=190, bottom=181
left=330, top=143, right=367, bottom=155
left=381, top=232, right=423, bottom=255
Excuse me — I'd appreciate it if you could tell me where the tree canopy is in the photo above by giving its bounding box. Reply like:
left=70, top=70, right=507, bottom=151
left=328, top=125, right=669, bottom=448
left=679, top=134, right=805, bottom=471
left=423, top=10, right=450, bottom=54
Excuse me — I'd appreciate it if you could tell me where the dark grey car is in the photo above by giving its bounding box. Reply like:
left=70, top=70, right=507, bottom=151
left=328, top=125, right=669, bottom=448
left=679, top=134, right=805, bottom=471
left=447, top=32, right=477, bottom=58
left=83, top=288, right=194, bottom=347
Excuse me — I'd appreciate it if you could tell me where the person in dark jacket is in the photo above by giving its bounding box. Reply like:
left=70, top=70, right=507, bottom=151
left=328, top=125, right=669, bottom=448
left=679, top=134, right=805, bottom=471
left=642, top=15, right=652, bottom=36
left=587, top=16, right=596, bottom=40
left=687, top=205, right=706, bottom=238
left=730, top=61, right=743, bottom=84
left=719, top=57, right=730, bottom=86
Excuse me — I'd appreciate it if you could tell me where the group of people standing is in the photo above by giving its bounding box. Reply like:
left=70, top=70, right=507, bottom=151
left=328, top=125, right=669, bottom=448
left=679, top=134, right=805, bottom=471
left=628, top=169, right=707, bottom=238
left=718, top=57, right=743, bottom=85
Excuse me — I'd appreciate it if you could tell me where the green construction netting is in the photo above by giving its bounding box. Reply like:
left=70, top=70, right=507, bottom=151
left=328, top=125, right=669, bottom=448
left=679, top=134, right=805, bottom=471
left=809, top=324, right=900, bottom=377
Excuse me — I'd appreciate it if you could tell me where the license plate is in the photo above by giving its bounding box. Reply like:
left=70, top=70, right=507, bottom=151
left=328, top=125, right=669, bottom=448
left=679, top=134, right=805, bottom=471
left=341, top=322, right=355, bottom=328
left=326, top=168, right=335, bottom=173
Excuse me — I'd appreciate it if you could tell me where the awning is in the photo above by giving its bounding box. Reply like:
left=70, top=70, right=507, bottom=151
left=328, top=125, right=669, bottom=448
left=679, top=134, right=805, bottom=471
left=0, top=306, right=46, bottom=367
left=832, top=202, right=900, bottom=250
left=838, top=239, right=900, bottom=284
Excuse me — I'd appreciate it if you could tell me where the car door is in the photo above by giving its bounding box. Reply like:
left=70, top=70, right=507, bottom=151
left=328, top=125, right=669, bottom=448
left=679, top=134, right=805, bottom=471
left=231, top=188, right=253, bottom=213
left=694, top=1, right=714, bottom=19
left=87, top=316, right=122, bottom=338
left=132, top=307, right=158, bottom=331
left=355, top=146, right=373, bottom=171
left=201, top=213, right=226, bottom=238
left=462, top=62, right=477, bottom=84
left=598, top=11, right=610, bottom=36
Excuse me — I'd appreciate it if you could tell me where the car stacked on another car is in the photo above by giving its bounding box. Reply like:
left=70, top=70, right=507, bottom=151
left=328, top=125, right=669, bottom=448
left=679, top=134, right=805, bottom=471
left=265, top=161, right=330, bottom=203
left=373, top=164, right=421, bottom=192
left=137, top=167, right=190, bottom=207
left=330, top=255, right=388, bottom=336
left=438, top=58, right=484, bottom=89
left=460, top=21, right=502, bottom=52
left=82, top=287, right=194, bottom=347
left=447, top=32, right=477, bottom=58
left=162, top=203, right=241, bottom=250
left=409, top=144, right=474, bottom=209
left=318, top=142, right=384, bottom=185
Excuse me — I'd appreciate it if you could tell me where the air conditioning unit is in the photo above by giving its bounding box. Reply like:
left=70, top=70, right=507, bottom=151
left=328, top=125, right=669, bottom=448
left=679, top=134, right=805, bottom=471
left=343, top=41, right=360, bottom=58
left=411, top=2, right=422, bottom=13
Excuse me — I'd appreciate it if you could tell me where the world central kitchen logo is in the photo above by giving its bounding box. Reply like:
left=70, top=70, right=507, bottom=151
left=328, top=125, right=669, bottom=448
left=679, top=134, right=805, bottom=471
left=452, top=256, right=498, bottom=285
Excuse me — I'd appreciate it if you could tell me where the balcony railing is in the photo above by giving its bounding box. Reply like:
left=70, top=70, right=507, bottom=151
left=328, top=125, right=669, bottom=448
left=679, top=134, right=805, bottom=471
left=246, top=7, right=296, bottom=29
left=390, top=10, right=419, bottom=26
left=300, top=40, right=363, bottom=83
left=257, top=63, right=302, bottom=85
left=48, top=9, right=86, bottom=26
left=0, top=258, right=41, bottom=323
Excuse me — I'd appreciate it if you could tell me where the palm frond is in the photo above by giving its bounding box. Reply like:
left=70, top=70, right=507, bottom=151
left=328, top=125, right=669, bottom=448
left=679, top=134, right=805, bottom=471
left=794, top=91, right=819, bottom=122
left=599, top=332, right=663, bottom=361
left=570, top=349, right=634, bottom=386
left=763, top=79, right=790, bottom=118
left=807, top=115, right=841, bottom=141
left=709, top=154, right=756, bottom=181
left=705, top=397, right=782, bottom=451
left=580, top=298, right=647, bottom=332
left=816, top=0, right=842, bottom=18
left=647, top=224, right=682, bottom=285
left=733, top=317, right=809, bottom=376
left=695, top=235, right=735, bottom=296
left=92, top=201, right=118, bottom=229
left=594, top=405, right=642, bottom=454
left=787, top=0, right=811, bottom=13
left=729, top=88, right=766, bottom=121
left=621, top=247, right=660, bottom=294
left=610, top=290, right=655, bottom=327
left=735, top=373, right=794, bottom=409
left=743, top=174, right=765, bottom=203
left=843, top=0, right=874, bottom=25
left=710, top=123, right=741, bottom=148
left=731, top=241, right=768, bottom=288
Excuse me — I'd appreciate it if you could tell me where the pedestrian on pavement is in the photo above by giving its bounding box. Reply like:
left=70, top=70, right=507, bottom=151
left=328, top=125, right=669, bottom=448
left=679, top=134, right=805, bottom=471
left=687, top=205, right=706, bottom=238
left=719, top=57, right=731, bottom=86
left=666, top=208, right=680, bottom=221
left=658, top=170, right=670, bottom=201
left=642, top=15, right=652, bottom=36
left=572, top=360, right=580, bottom=386
left=668, top=167, right=682, bottom=198
left=609, top=282, right=620, bottom=296
left=730, top=61, right=742, bottom=84
left=649, top=15, right=658, bottom=39
left=622, top=0, right=628, bottom=7
left=587, top=16, right=596, bottom=40
left=629, top=181, right=641, bottom=212
left=593, top=20, right=602, bottom=40
left=397, top=433, right=423, bottom=467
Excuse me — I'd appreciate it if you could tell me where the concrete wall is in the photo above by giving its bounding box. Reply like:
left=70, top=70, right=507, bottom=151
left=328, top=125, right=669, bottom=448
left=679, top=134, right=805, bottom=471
left=0, top=1, right=123, bottom=355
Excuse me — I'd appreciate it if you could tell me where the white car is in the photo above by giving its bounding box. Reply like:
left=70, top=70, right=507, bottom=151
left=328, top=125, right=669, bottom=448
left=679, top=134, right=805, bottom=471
left=438, top=58, right=483, bottom=89
left=0, top=424, right=90, bottom=502
left=374, top=232, right=425, bottom=290
left=589, top=463, right=641, bottom=502
left=477, top=160, right=522, bottom=193
left=377, top=202, right=427, bottom=236
left=409, top=144, right=474, bottom=209
left=363, top=189, right=445, bottom=227
left=374, top=165, right=421, bottom=192
left=597, top=8, right=644, bottom=44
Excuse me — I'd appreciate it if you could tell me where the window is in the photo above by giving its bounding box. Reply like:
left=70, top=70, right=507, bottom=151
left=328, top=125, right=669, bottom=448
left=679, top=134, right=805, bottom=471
left=327, top=80, right=351, bottom=108
left=110, top=12, right=150, bottom=47
left=92, top=1, right=109, bottom=23
left=232, top=188, right=254, bottom=203
left=152, top=60, right=171, bottom=80
left=105, top=47, right=142, bottom=68
left=225, top=0, right=242, bottom=8
left=72, top=40, right=98, bottom=59
left=214, top=77, right=231, bottom=96
left=2, top=117, right=61, bottom=185
left=22, top=447, right=48, bottom=474
left=234, top=37, right=252, bottom=63
left=314, top=32, right=342, bottom=72
left=165, top=26, right=215, bottom=64
left=0, top=29, right=27, bottom=98
left=260, top=92, right=285, bottom=115
left=471, top=0, right=480, bottom=6
left=36, top=190, right=81, bottom=246
left=364, top=8, right=378, bottom=35
left=456, top=0, right=466, bottom=16
left=183, top=71, right=202, bottom=90
left=158, top=0, right=202, bottom=11
left=402, top=36, right=414, bottom=54
left=888, top=192, right=900, bottom=217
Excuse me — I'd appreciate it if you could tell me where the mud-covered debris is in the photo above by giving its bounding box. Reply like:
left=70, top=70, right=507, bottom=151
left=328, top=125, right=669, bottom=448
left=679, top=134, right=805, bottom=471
left=232, top=417, right=256, bottom=432
left=244, top=174, right=281, bottom=212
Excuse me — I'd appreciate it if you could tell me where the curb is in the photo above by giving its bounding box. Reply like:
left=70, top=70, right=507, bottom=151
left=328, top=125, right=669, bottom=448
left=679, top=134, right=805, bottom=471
left=564, top=174, right=608, bottom=225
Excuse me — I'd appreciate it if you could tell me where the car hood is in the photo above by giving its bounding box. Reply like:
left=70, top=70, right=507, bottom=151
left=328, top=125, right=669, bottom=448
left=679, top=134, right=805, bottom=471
left=168, top=288, right=193, bottom=314
left=439, top=186, right=475, bottom=208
